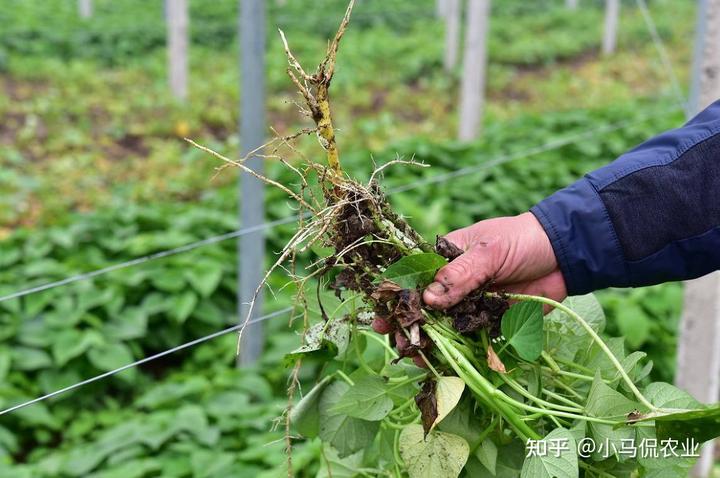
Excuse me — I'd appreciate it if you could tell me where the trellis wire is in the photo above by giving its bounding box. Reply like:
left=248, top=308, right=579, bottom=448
left=0, top=307, right=293, bottom=417
left=634, top=0, right=689, bottom=115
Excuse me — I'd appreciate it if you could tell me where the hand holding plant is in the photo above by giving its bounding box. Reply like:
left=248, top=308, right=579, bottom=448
left=423, top=212, right=567, bottom=310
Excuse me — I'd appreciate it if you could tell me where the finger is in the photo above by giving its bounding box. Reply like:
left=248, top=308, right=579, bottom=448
left=423, top=247, right=495, bottom=310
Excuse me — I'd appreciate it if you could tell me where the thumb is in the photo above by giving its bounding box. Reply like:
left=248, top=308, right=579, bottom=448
left=423, top=246, right=494, bottom=310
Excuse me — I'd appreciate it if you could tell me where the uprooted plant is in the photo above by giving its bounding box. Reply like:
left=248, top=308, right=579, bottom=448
left=191, top=2, right=720, bottom=477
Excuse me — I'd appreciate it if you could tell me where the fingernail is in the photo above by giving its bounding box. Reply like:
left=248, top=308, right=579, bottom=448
left=426, top=282, right=446, bottom=296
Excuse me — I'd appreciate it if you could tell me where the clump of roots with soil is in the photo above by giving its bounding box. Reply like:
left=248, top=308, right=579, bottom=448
left=190, top=2, right=719, bottom=477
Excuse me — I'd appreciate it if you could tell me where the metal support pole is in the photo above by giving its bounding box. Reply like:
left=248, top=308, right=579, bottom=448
left=676, top=1, right=720, bottom=476
left=78, top=0, right=92, bottom=18
left=167, top=0, right=188, bottom=101
left=237, top=0, right=266, bottom=366
left=602, top=0, right=620, bottom=56
left=458, top=0, right=490, bottom=141
left=443, top=0, right=461, bottom=71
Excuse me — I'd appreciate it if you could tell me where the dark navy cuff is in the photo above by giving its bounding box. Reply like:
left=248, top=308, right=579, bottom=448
left=530, top=177, right=628, bottom=295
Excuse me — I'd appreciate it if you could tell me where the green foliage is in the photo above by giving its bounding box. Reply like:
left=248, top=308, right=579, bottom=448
left=500, top=302, right=544, bottom=361
left=381, top=253, right=447, bottom=289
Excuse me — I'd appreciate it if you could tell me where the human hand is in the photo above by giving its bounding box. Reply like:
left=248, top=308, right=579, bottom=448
left=423, top=212, right=567, bottom=310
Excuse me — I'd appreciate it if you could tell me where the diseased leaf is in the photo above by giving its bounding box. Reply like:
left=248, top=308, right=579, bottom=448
left=399, top=425, right=469, bottom=478
left=638, top=406, right=720, bottom=443
left=284, top=319, right=350, bottom=365
left=330, top=375, right=394, bottom=421
left=319, top=381, right=380, bottom=457
left=433, top=376, right=465, bottom=432
left=501, top=302, right=543, bottom=361
left=521, top=428, right=578, bottom=478
left=290, top=376, right=332, bottom=438
left=487, top=344, right=507, bottom=373
left=415, top=379, right=438, bottom=436
left=381, top=253, right=447, bottom=289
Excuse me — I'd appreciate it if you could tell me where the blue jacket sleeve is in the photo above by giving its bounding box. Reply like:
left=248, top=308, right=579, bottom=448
left=530, top=100, right=720, bottom=295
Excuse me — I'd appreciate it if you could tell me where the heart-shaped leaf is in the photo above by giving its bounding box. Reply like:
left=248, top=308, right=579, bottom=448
left=520, top=428, right=578, bottom=478
left=399, top=425, right=469, bottom=478
left=501, top=302, right=543, bottom=361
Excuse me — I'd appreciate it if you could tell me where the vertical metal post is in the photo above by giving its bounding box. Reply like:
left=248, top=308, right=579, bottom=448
left=602, top=0, right=620, bottom=56
left=444, top=0, right=461, bottom=72
left=78, top=0, right=92, bottom=18
left=167, top=0, right=189, bottom=101
left=238, top=0, right=266, bottom=366
left=676, top=1, right=720, bottom=476
left=458, top=0, right=490, bottom=141
left=437, top=0, right=448, bottom=18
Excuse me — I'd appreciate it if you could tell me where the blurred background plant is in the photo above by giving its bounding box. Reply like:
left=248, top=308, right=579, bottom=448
left=0, top=0, right=697, bottom=476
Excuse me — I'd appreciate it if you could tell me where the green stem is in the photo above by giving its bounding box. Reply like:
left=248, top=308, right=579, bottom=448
left=359, top=329, right=399, bottom=359
left=336, top=370, right=354, bottom=386
left=554, top=355, right=595, bottom=375
left=426, top=326, right=540, bottom=441
left=541, top=351, right=562, bottom=374
left=498, top=374, right=583, bottom=413
left=502, top=292, right=656, bottom=412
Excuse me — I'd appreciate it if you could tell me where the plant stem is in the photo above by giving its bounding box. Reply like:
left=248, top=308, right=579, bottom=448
left=426, top=326, right=540, bottom=441
left=501, top=292, right=657, bottom=412
left=498, top=374, right=584, bottom=413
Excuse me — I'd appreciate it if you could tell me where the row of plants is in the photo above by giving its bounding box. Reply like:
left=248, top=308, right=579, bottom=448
left=0, top=98, right=687, bottom=475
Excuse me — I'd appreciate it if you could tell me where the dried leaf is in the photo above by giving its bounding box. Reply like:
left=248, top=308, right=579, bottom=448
left=394, top=289, right=424, bottom=327
left=415, top=379, right=438, bottom=436
left=487, top=344, right=507, bottom=374
left=371, top=280, right=402, bottom=301
left=435, top=236, right=464, bottom=260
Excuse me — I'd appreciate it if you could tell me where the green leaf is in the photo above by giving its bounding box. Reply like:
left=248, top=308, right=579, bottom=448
left=0, top=348, right=11, bottom=382
left=644, top=382, right=701, bottom=410
left=545, top=294, right=605, bottom=362
left=168, top=291, right=197, bottom=323
left=431, top=376, right=465, bottom=432
left=437, top=395, right=484, bottom=449
left=381, top=253, right=447, bottom=289
left=476, top=438, right=498, bottom=475
left=184, top=262, right=224, bottom=298
left=290, top=376, right=332, bottom=438
left=330, top=375, right=394, bottom=421
left=615, top=304, right=651, bottom=349
left=316, top=444, right=364, bottom=478
left=88, top=342, right=134, bottom=373
left=399, top=425, right=469, bottom=478
left=501, top=302, right=543, bottom=361
left=521, top=428, right=577, bottom=478
left=464, top=440, right=526, bottom=478
left=585, top=372, right=640, bottom=460
left=640, top=406, right=720, bottom=443
left=11, top=347, right=52, bottom=371
left=319, top=381, right=380, bottom=457
left=104, top=307, right=147, bottom=340
left=52, top=329, right=100, bottom=366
